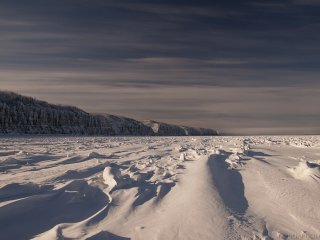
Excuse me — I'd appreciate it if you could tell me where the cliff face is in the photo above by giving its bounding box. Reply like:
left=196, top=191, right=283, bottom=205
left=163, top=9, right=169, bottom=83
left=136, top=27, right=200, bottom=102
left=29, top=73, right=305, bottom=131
left=0, top=91, right=218, bottom=136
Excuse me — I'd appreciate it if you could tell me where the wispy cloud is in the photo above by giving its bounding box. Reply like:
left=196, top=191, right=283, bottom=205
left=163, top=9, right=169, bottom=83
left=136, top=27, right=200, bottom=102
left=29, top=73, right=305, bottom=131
left=0, top=0, right=319, bottom=133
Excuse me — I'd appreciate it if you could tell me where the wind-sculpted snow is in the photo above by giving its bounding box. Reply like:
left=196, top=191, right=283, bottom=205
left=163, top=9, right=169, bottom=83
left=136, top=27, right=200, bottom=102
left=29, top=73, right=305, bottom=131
left=0, top=136, right=320, bottom=240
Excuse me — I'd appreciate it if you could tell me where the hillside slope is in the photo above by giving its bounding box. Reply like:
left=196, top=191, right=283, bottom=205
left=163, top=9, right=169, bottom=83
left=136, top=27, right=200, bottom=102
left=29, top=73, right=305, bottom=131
left=0, top=91, right=218, bottom=136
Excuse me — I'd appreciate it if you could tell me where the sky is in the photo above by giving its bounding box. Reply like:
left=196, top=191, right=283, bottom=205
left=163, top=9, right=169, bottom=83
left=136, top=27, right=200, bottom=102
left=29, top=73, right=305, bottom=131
left=0, top=0, right=320, bottom=134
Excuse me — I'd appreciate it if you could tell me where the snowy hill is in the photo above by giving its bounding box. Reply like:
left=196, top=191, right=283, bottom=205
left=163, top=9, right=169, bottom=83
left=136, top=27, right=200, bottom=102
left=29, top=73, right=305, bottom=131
left=0, top=91, right=218, bottom=136
left=144, top=120, right=217, bottom=136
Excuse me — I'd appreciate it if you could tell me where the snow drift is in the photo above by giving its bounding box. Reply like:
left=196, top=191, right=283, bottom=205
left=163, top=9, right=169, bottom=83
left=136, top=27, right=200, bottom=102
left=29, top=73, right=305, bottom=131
left=0, top=136, right=320, bottom=239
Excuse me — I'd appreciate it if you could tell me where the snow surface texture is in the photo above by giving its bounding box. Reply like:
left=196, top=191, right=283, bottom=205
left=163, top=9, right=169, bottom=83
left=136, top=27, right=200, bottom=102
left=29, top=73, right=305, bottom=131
left=0, top=136, right=320, bottom=240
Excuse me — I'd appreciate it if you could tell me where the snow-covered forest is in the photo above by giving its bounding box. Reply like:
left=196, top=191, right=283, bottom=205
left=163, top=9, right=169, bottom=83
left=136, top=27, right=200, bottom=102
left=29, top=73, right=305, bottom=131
left=0, top=91, right=217, bottom=136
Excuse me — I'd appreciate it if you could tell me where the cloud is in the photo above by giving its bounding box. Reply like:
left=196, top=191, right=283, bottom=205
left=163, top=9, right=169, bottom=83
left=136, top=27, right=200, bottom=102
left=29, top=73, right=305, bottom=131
left=127, top=57, right=249, bottom=67
left=292, top=0, right=320, bottom=6
left=0, top=0, right=320, bottom=134
left=5, top=83, right=319, bottom=134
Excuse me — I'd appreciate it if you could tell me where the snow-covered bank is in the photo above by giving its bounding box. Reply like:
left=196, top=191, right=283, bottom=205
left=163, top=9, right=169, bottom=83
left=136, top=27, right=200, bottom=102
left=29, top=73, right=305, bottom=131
left=0, top=136, right=320, bottom=239
left=0, top=91, right=217, bottom=136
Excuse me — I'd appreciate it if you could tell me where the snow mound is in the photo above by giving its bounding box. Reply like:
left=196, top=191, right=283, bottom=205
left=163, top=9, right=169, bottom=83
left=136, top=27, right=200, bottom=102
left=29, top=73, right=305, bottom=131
left=0, top=180, right=109, bottom=240
left=0, top=183, right=52, bottom=201
left=88, top=151, right=109, bottom=159
left=103, top=166, right=120, bottom=191
left=208, top=152, right=248, bottom=215
left=289, top=161, right=320, bottom=181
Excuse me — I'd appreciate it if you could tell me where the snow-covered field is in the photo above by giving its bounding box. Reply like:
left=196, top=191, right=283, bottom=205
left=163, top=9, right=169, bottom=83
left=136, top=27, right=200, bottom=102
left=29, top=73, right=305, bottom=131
left=0, top=136, right=320, bottom=240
